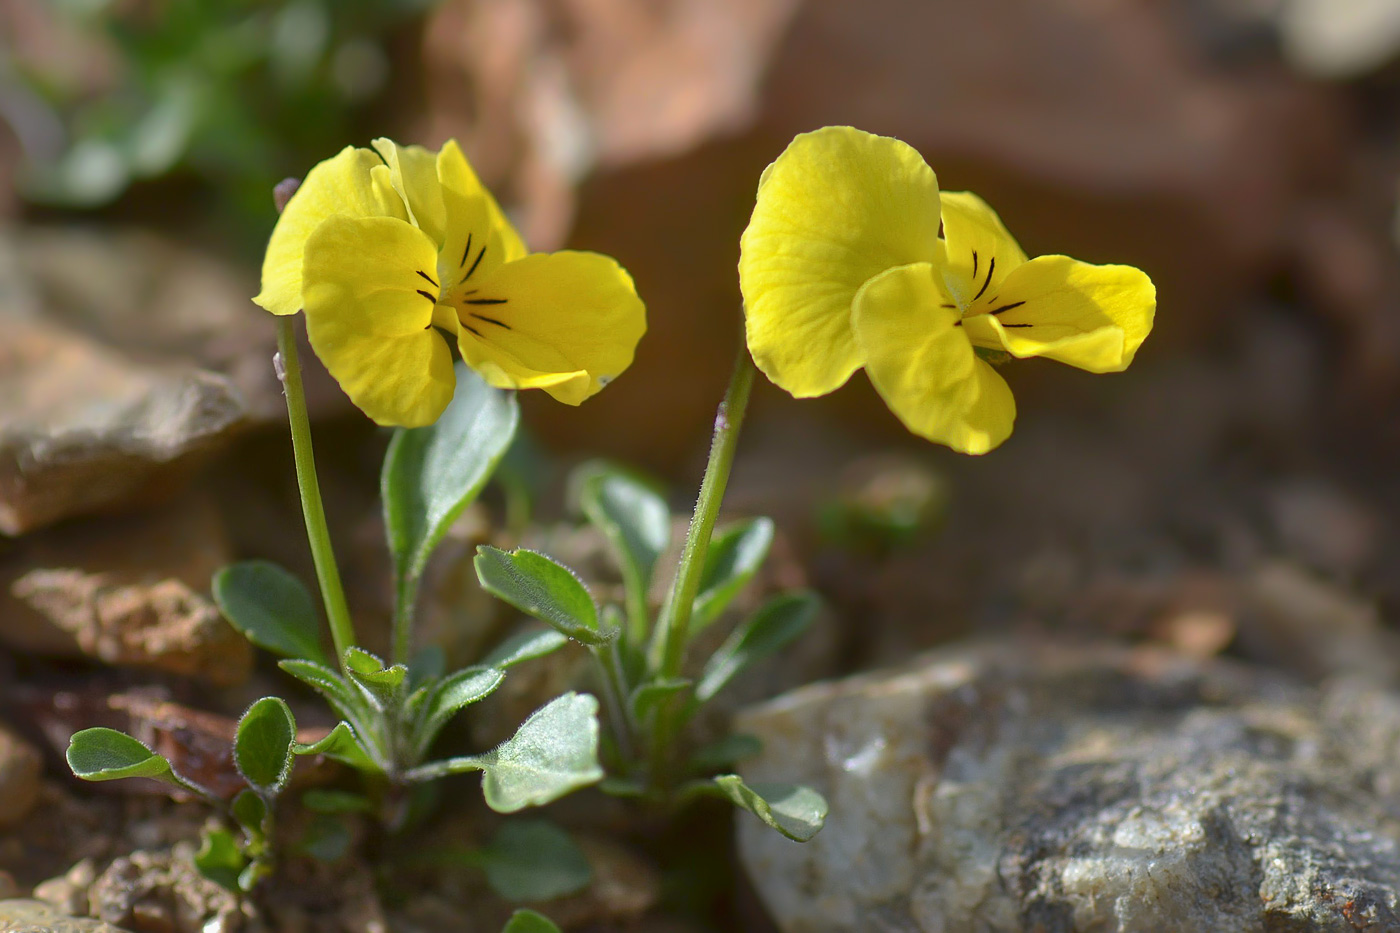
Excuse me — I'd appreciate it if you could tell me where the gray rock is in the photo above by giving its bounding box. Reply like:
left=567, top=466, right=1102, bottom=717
left=0, top=900, right=129, bottom=933
left=735, top=642, right=1400, bottom=932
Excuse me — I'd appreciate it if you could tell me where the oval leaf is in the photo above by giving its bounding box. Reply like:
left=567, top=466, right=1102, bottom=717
left=414, top=666, right=507, bottom=756
left=482, top=627, right=569, bottom=669
left=212, top=561, right=327, bottom=663
left=67, top=727, right=178, bottom=784
left=480, top=819, right=592, bottom=903
left=695, top=590, right=819, bottom=704
left=475, top=547, right=608, bottom=646
left=693, top=518, right=775, bottom=630
left=405, top=693, right=603, bottom=812
left=343, top=647, right=407, bottom=709
left=231, top=788, right=267, bottom=832
left=714, top=774, right=827, bottom=842
left=578, top=465, right=671, bottom=604
left=235, top=697, right=296, bottom=794
left=194, top=827, right=246, bottom=893
left=383, top=362, right=519, bottom=584
left=502, top=910, right=563, bottom=933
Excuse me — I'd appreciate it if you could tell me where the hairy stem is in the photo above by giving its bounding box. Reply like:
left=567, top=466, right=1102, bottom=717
left=276, top=317, right=357, bottom=667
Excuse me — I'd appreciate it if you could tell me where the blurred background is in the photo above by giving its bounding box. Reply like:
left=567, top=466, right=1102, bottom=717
left=5, top=0, right=1400, bottom=925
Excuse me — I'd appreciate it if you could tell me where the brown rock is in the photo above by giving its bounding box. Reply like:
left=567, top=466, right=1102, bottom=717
left=88, top=845, right=244, bottom=933
left=0, top=492, right=243, bottom=684
left=33, top=860, right=96, bottom=918
left=0, top=316, right=246, bottom=536
left=11, top=572, right=250, bottom=687
left=0, top=724, right=42, bottom=828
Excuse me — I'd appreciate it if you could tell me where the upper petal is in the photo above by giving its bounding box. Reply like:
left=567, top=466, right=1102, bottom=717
left=437, top=139, right=528, bottom=290
left=302, top=214, right=455, bottom=426
left=254, top=146, right=407, bottom=315
left=960, top=255, right=1155, bottom=373
left=454, top=251, right=645, bottom=405
left=372, top=138, right=448, bottom=247
left=852, top=263, right=1016, bottom=455
left=739, top=126, right=942, bottom=398
left=938, top=191, right=1028, bottom=309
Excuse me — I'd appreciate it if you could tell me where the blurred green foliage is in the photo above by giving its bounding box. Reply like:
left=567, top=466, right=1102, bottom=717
left=9, top=0, right=438, bottom=248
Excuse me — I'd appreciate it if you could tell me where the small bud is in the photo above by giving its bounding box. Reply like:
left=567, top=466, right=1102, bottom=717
left=273, top=351, right=286, bottom=384
left=273, top=178, right=301, bottom=215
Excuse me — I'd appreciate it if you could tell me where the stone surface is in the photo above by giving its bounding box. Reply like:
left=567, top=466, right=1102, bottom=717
left=0, top=724, right=42, bottom=828
left=735, top=641, right=1400, bottom=932
left=88, top=844, right=244, bottom=933
left=11, top=571, right=250, bottom=687
left=0, top=492, right=246, bottom=683
left=1278, top=0, right=1400, bottom=76
left=0, top=900, right=130, bottom=933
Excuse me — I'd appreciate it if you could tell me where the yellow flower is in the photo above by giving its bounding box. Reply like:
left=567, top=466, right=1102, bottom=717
left=739, top=126, right=1155, bottom=455
left=254, top=139, right=646, bottom=427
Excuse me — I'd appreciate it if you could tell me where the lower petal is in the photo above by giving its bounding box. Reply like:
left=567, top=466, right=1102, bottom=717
left=852, top=263, right=1015, bottom=455
left=454, top=251, right=646, bottom=405
left=963, top=255, right=1155, bottom=373
left=302, top=215, right=455, bottom=426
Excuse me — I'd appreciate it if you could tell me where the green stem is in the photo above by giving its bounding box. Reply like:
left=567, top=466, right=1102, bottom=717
left=391, top=576, right=416, bottom=667
left=656, top=344, right=757, bottom=680
left=646, top=343, right=756, bottom=790
left=276, top=317, right=357, bottom=669
left=595, top=642, right=636, bottom=764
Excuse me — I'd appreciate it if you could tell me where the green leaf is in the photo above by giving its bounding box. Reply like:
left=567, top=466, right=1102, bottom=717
left=302, top=789, right=374, bottom=815
left=628, top=678, right=691, bottom=723
left=234, top=697, right=296, bottom=795
left=502, top=910, right=562, bottom=933
left=690, top=733, right=763, bottom=774
left=343, top=647, right=407, bottom=710
left=212, top=560, right=327, bottom=663
left=293, top=722, right=379, bottom=773
left=693, top=518, right=775, bottom=629
left=383, top=362, right=519, bottom=584
left=713, top=775, right=827, bottom=842
left=694, top=591, right=819, bottom=704
left=194, top=827, right=246, bottom=893
left=413, top=665, right=506, bottom=756
left=475, top=547, right=610, bottom=646
left=66, top=728, right=178, bottom=784
left=482, top=628, right=569, bottom=669
left=278, top=659, right=365, bottom=725
left=577, top=464, right=670, bottom=607
left=479, top=820, right=592, bottom=903
left=231, top=788, right=267, bottom=833
left=405, top=693, right=603, bottom=811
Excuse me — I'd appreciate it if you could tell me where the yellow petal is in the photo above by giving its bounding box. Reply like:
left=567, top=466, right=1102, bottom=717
left=453, top=251, right=645, bottom=405
left=254, top=146, right=406, bottom=315
left=852, top=263, right=1015, bottom=455
left=302, top=215, right=455, bottom=426
left=739, top=126, right=942, bottom=398
left=436, top=139, right=528, bottom=291
left=938, top=191, right=1027, bottom=309
left=372, top=138, right=447, bottom=247
left=960, top=255, right=1155, bottom=373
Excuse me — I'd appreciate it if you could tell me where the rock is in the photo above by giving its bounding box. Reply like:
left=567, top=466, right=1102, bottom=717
left=88, top=844, right=245, bottom=933
left=735, top=641, right=1400, bottom=932
left=0, top=492, right=247, bottom=684
left=33, top=861, right=97, bottom=918
left=1239, top=560, right=1400, bottom=683
left=0, top=899, right=131, bottom=933
left=11, top=571, right=250, bottom=687
left=1266, top=479, right=1379, bottom=577
left=0, top=724, right=42, bottom=828
left=0, top=316, right=246, bottom=536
